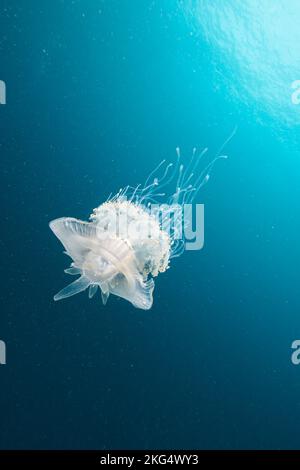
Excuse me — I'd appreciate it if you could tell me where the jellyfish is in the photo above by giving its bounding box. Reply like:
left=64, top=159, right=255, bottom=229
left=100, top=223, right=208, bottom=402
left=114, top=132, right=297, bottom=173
left=50, top=134, right=234, bottom=310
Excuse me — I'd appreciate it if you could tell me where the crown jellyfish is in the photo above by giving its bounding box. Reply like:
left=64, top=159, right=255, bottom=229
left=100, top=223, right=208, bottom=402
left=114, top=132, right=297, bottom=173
left=49, top=135, right=234, bottom=310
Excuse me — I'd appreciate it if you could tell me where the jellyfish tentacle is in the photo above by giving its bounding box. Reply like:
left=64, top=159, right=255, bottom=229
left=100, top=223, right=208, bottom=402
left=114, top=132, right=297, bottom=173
left=64, top=267, right=81, bottom=275
left=88, top=284, right=98, bottom=299
left=54, top=275, right=90, bottom=301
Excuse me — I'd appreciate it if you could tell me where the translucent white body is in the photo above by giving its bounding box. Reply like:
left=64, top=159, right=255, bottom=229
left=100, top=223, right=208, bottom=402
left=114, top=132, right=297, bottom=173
left=50, top=200, right=170, bottom=310
left=50, top=138, right=234, bottom=310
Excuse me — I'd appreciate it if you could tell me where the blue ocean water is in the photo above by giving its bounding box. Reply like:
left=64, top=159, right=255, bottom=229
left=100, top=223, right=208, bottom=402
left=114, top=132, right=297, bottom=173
left=1, top=0, right=300, bottom=450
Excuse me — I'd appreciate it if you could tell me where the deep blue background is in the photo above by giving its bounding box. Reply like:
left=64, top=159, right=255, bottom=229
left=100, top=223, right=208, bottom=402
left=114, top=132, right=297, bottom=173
left=1, top=0, right=300, bottom=449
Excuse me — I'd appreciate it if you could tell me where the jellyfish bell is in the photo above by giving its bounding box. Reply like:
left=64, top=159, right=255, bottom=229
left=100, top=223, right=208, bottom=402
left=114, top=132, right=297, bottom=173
left=50, top=213, right=158, bottom=310
left=50, top=199, right=170, bottom=310
left=50, top=132, right=235, bottom=310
